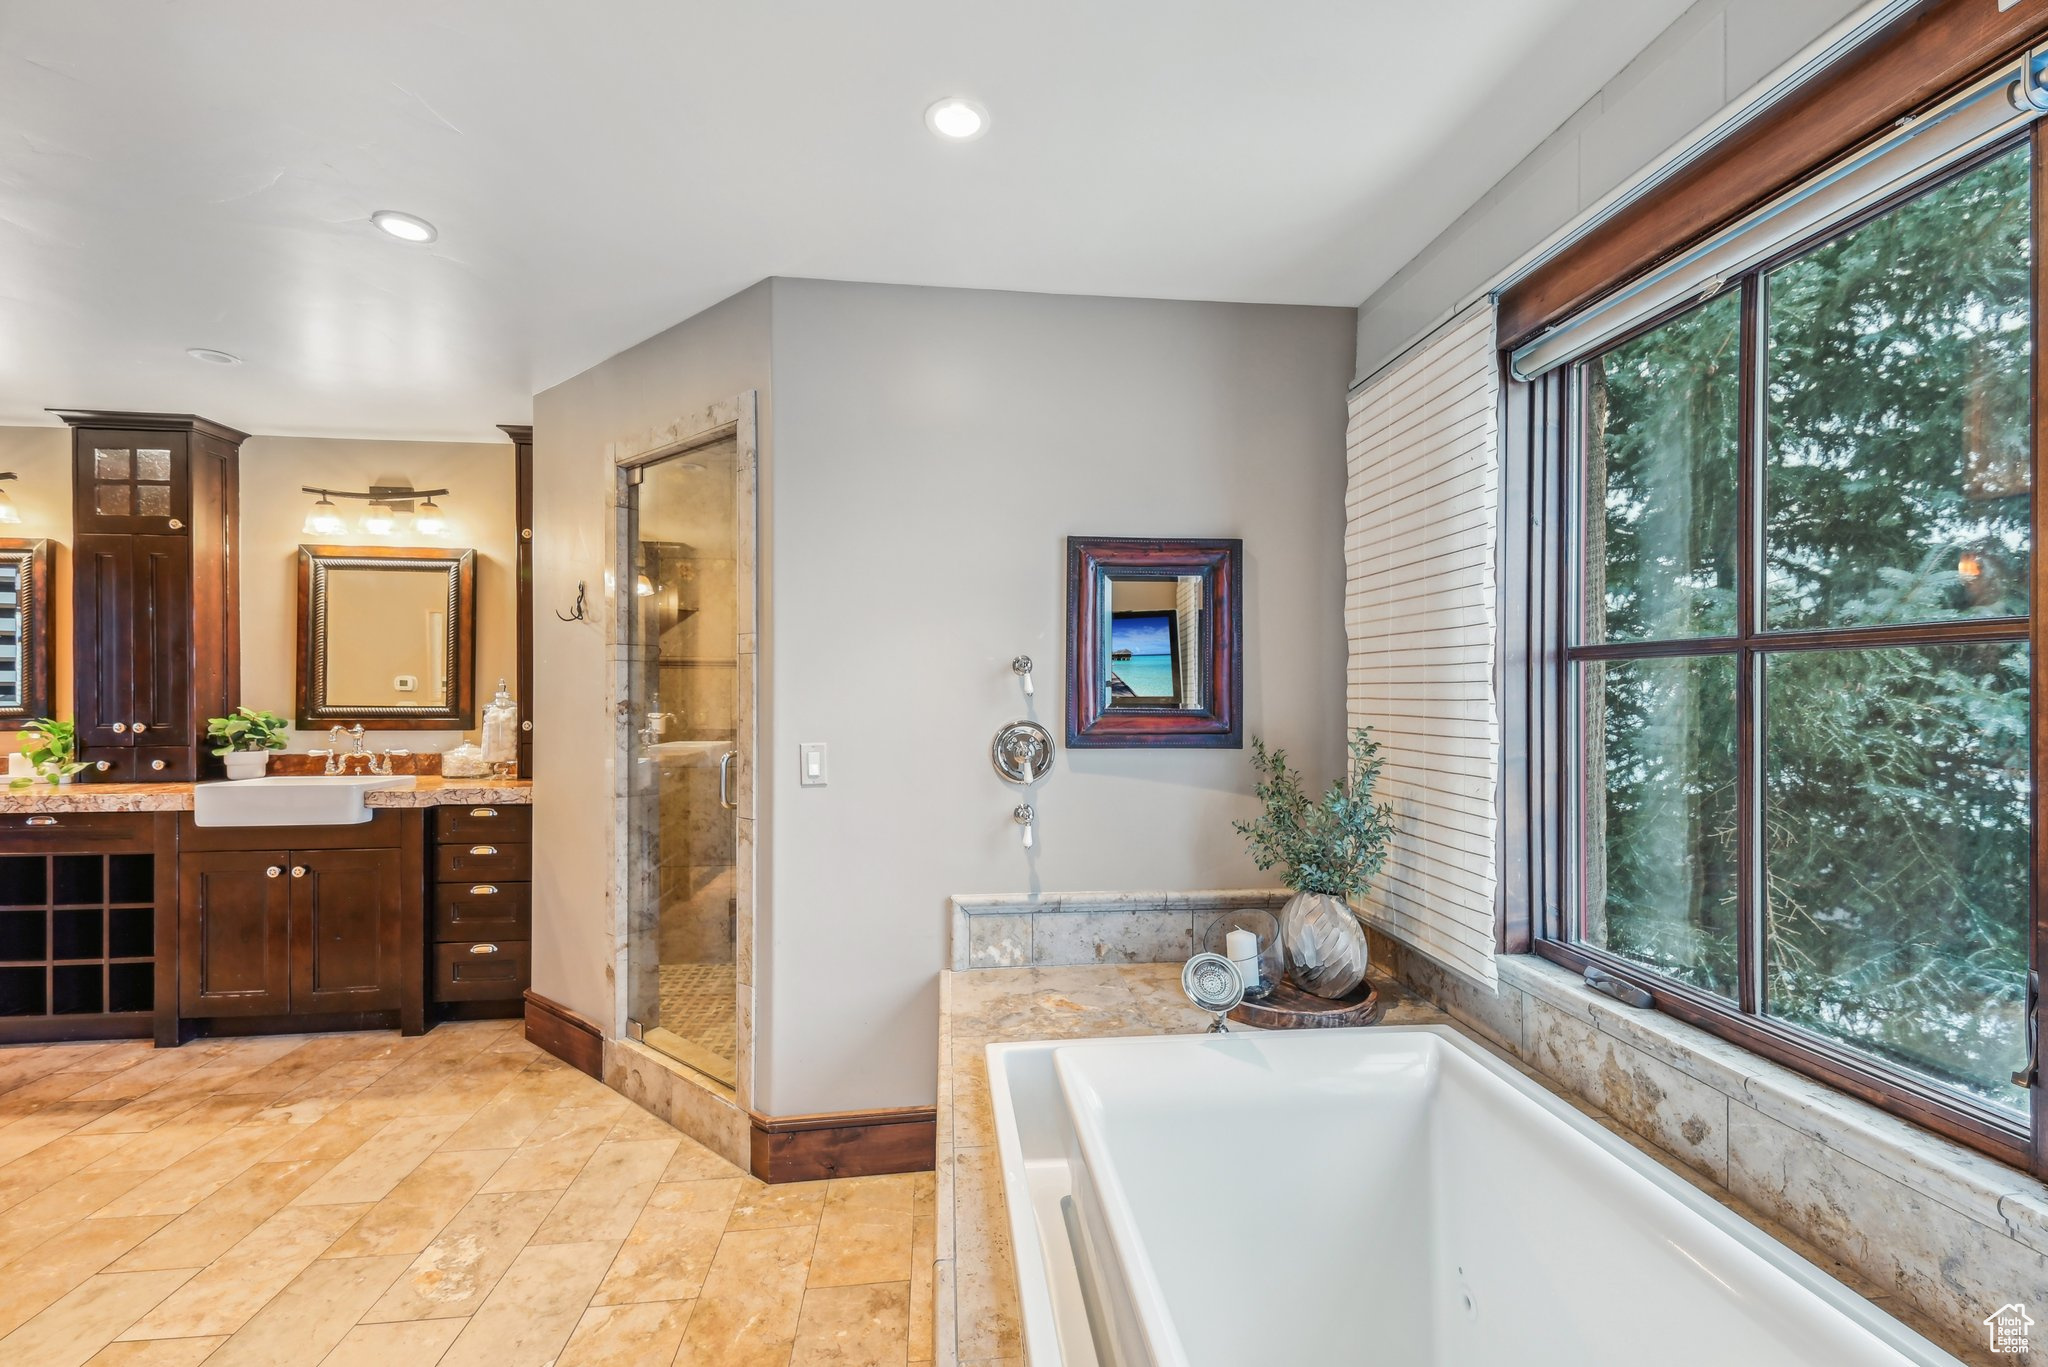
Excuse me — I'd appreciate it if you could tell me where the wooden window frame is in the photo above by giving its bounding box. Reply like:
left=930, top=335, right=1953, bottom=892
left=1502, top=120, right=2048, bottom=1174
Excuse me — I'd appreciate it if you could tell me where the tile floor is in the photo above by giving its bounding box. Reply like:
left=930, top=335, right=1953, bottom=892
left=655, top=963, right=736, bottom=1069
left=0, top=1020, right=933, bottom=1367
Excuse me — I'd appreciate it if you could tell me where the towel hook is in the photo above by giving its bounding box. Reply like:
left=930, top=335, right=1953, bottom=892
left=555, top=582, right=587, bottom=622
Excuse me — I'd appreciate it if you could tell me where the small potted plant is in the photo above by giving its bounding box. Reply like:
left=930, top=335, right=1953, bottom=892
left=12, top=718, right=89, bottom=789
left=1233, top=726, right=1397, bottom=999
left=207, top=707, right=291, bottom=779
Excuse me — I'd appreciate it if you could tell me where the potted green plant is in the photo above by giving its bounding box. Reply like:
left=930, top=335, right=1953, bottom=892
left=1233, top=726, right=1397, bottom=999
left=12, top=718, right=89, bottom=789
left=207, top=707, right=291, bottom=779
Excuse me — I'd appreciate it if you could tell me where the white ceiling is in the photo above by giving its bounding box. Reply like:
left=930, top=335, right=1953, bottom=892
left=0, top=0, right=1691, bottom=440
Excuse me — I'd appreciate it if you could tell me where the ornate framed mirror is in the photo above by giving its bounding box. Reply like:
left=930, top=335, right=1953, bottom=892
left=297, top=545, right=476, bottom=729
left=0, top=539, right=52, bottom=722
left=1066, top=536, right=1242, bottom=748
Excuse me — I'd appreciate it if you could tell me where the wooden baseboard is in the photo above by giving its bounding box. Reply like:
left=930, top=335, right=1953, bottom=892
left=523, top=990, right=604, bottom=1079
left=748, top=1106, right=937, bottom=1182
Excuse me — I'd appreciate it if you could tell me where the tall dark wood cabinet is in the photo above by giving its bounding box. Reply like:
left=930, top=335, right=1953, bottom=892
left=52, top=410, right=245, bottom=781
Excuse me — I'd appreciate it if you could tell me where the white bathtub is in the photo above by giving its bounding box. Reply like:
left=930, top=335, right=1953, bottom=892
left=986, top=1027, right=1963, bottom=1367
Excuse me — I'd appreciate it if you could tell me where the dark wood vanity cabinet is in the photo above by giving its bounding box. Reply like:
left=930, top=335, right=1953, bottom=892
left=174, top=811, right=426, bottom=1035
left=431, top=804, right=531, bottom=1012
left=55, top=411, right=244, bottom=782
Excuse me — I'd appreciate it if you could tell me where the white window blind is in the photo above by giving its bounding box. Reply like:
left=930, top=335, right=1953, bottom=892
left=1346, top=298, right=1500, bottom=985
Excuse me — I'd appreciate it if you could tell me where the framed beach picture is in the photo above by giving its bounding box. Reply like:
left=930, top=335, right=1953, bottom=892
left=1106, top=609, right=1181, bottom=707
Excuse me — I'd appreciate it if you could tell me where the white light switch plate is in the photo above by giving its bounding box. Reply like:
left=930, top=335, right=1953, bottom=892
left=799, top=742, right=828, bottom=786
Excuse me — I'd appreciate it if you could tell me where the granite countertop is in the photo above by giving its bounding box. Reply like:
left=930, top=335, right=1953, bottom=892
left=930, top=963, right=1441, bottom=1365
left=0, top=775, right=533, bottom=814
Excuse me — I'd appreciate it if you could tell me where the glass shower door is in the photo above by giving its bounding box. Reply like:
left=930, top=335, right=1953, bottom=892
left=624, top=438, right=740, bottom=1086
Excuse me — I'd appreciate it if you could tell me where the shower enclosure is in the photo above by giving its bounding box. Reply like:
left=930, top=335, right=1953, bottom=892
left=619, top=418, right=754, bottom=1091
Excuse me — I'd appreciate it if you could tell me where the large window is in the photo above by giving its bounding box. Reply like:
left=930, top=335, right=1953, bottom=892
left=1565, top=143, right=2036, bottom=1138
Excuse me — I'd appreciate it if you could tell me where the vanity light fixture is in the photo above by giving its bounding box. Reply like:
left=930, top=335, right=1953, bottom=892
left=924, top=96, right=990, bottom=141
left=412, top=496, right=448, bottom=536
left=301, top=491, right=347, bottom=537
left=369, top=209, right=438, bottom=243
left=636, top=574, right=656, bottom=598
left=0, top=472, right=19, bottom=525
left=186, top=347, right=241, bottom=366
left=301, top=484, right=451, bottom=539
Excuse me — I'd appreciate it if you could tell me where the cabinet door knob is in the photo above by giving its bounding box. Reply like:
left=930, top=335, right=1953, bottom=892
left=95, top=761, right=110, bottom=771
left=469, top=884, right=499, bottom=896
left=132, top=722, right=147, bottom=734
left=168, top=518, right=184, bottom=530
left=112, top=722, right=126, bottom=734
left=149, top=760, right=165, bottom=772
left=290, top=866, right=306, bottom=878
left=469, top=943, right=500, bottom=955
left=468, top=845, right=497, bottom=856
left=25, top=816, right=57, bottom=827
left=469, top=807, right=498, bottom=817
left=266, top=866, right=282, bottom=878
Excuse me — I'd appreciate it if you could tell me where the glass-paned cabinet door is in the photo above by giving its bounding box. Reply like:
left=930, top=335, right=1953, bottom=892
left=74, top=430, right=189, bottom=533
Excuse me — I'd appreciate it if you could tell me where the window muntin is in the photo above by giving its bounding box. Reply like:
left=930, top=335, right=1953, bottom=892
left=1567, top=142, right=2034, bottom=1129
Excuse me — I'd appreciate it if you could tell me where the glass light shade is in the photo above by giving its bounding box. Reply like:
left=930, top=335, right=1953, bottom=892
left=413, top=498, right=447, bottom=536
left=359, top=506, right=398, bottom=536
left=635, top=574, right=656, bottom=598
left=0, top=487, right=19, bottom=525
left=302, top=495, right=346, bottom=537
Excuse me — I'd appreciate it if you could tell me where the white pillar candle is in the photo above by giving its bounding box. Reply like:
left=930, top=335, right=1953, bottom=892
left=1225, top=927, right=1261, bottom=991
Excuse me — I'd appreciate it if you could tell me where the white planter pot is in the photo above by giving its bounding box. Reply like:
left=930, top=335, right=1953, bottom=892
left=222, top=751, right=270, bottom=781
left=36, top=763, right=73, bottom=786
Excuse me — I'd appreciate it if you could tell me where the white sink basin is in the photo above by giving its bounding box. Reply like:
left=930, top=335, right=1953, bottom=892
left=193, top=775, right=415, bottom=828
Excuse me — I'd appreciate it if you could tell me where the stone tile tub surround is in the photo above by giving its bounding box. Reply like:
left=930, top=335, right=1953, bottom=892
left=949, top=889, right=1290, bottom=971
left=1372, top=932, right=2047, bottom=1365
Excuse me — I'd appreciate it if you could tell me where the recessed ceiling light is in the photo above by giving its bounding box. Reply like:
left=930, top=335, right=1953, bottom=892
left=186, top=347, right=240, bottom=366
left=370, top=209, right=438, bottom=243
left=924, top=97, right=989, bottom=142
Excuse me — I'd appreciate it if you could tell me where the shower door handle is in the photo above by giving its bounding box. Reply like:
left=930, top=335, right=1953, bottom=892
left=718, top=751, right=739, bottom=811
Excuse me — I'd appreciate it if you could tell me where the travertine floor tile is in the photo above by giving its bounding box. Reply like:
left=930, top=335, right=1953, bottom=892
left=360, top=1189, right=561, bottom=1323
left=437, top=1238, right=619, bottom=1367
left=808, top=1176, right=915, bottom=1288
left=316, top=1316, right=465, bottom=1366
left=114, top=1156, right=342, bottom=1271
left=0, top=1269, right=196, bottom=1367
left=791, top=1281, right=910, bottom=1367
left=557, top=1299, right=695, bottom=1367
left=291, top=1115, right=465, bottom=1206
left=479, top=1107, right=617, bottom=1194
left=81, top=1334, right=228, bottom=1365
left=322, top=1147, right=510, bottom=1258
left=725, top=1178, right=827, bottom=1230
left=120, top=1201, right=369, bottom=1339
left=674, top=1225, right=816, bottom=1367
left=201, top=1252, right=412, bottom=1367
left=0, top=1214, right=171, bottom=1339
left=530, top=1138, right=677, bottom=1245
left=592, top=1177, right=741, bottom=1305
left=0, top=1029, right=943, bottom=1367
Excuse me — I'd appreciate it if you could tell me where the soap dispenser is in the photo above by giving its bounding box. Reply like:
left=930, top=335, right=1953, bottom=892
left=481, top=678, right=520, bottom=775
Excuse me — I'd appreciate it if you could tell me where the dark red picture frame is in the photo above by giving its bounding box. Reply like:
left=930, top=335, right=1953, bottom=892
left=1066, top=536, right=1241, bottom=748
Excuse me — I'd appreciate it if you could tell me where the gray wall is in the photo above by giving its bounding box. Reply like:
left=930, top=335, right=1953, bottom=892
left=1353, top=0, right=1869, bottom=383
left=529, top=280, right=776, bottom=1037
left=757, top=281, right=1355, bottom=1113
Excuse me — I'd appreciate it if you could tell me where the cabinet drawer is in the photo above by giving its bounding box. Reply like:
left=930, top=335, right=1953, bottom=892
left=433, top=881, right=532, bottom=942
left=433, top=940, right=529, bottom=1001
left=435, top=843, right=531, bottom=882
left=0, top=811, right=157, bottom=852
left=435, top=805, right=532, bottom=842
